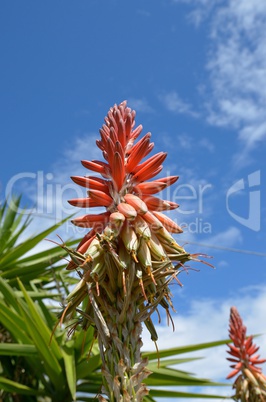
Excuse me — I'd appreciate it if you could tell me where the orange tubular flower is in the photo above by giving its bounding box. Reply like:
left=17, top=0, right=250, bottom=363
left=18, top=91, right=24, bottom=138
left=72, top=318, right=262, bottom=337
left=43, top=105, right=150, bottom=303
left=68, top=101, right=183, bottom=259
left=61, top=101, right=209, bottom=402
left=227, top=307, right=266, bottom=401
left=69, top=107, right=176, bottom=228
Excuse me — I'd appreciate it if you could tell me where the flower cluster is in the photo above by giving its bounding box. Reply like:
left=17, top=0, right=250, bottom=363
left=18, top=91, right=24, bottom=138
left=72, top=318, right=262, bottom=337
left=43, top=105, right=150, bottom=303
left=227, top=306, right=266, bottom=401
left=60, top=101, right=207, bottom=339
left=57, top=101, right=211, bottom=401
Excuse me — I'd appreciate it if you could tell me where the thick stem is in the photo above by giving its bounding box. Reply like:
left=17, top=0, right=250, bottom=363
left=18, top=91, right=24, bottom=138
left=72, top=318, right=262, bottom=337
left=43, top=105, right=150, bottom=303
left=98, top=295, right=150, bottom=402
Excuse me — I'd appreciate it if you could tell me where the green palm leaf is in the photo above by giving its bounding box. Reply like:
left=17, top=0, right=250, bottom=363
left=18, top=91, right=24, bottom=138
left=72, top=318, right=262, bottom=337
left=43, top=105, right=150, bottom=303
left=0, top=343, right=37, bottom=356
left=0, top=196, right=76, bottom=290
left=0, top=377, right=44, bottom=396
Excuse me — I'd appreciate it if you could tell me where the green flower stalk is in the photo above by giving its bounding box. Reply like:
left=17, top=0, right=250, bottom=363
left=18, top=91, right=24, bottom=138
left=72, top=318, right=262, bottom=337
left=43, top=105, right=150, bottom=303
left=60, top=101, right=209, bottom=401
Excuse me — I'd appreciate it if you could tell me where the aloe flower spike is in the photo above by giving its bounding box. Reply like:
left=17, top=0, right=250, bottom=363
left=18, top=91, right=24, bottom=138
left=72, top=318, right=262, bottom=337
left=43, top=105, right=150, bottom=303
left=61, top=101, right=209, bottom=401
left=227, top=306, right=266, bottom=401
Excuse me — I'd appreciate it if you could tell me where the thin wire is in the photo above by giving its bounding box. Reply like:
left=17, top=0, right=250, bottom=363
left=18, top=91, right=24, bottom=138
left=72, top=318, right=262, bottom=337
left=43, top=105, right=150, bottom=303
left=184, top=240, right=266, bottom=258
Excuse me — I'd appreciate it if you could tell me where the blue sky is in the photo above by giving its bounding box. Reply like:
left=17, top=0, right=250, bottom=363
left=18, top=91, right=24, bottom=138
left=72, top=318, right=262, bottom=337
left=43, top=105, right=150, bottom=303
left=1, top=0, right=266, bottom=398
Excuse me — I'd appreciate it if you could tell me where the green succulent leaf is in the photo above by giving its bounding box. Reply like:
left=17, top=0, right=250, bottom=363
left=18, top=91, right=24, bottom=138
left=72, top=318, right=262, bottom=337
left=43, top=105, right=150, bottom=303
left=0, top=376, right=44, bottom=396
left=62, top=341, right=77, bottom=401
left=0, top=343, right=37, bottom=356
left=143, top=339, right=232, bottom=360
left=17, top=279, right=64, bottom=389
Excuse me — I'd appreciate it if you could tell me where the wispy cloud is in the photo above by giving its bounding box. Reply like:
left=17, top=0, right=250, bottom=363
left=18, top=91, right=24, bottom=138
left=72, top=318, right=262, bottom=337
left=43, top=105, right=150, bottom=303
left=159, top=91, right=200, bottom=118
left=173, top=133, right=215, bottom=153
left=127, top=97, right=154, bottom=113
left=180, top=225, right=243, bottom=256
left=198, top=138, right=215, bottom=153
left=206, top=0, right=266, bottom=161
left=173, top=0, right=266, bottom=164
left=5, top=133, right=108, bottom=254
left=204, top=226, right=242, bottom=248
left=176, top=133, right=192, bottom=149
left=6, top=133, right=103, bottom=237
left=172, top=0, right=220, bottom=27
left=136, top=9, right=151, bottom=18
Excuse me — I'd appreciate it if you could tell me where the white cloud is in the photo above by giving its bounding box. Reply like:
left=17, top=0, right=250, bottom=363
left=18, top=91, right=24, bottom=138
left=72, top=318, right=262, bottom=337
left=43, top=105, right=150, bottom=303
left=172, top=0, right=220, bottom=27
left=127, top=97, right=154, bottom=113
left=179, top=226, right=242, bottom=259
left=173, top=0, right=266, bottom=163
left=206, top=1, right=266, bottom=150
left=136, top=9, right=151, bottom=18
left=198, top=138, right=215, bottom=153
left=204, top=226, right=242, bottom=248
left=173, top=134, right=215, bottom=154
left=176, top=133, right=193, bottom=149
left=142, top=285, right=266, bottom=401
left=57, top=133, right=101, bottom=178
left=159, top=91, right=200, bottom=118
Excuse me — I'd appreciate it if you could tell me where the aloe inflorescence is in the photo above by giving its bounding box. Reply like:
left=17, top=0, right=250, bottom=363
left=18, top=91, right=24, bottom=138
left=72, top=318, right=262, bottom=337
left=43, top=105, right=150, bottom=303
left=60, top=101, right=210, bottom=401
left=227, top=307, right=266, bottom=401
